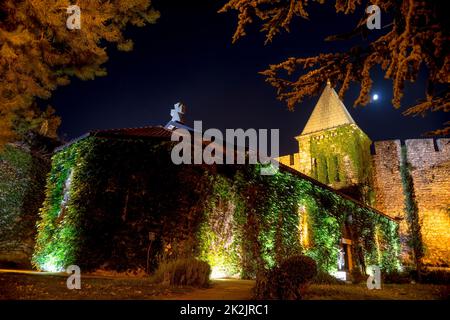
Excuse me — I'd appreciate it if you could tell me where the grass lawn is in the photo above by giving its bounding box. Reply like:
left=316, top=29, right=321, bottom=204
left=0, top=272, right=448, bottom=300
left=304, top=283, right=449, bottom=300
left=0, top=272, right=193, bottom=300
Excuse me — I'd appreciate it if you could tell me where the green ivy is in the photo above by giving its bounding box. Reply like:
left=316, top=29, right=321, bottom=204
left=400, top=145, right=424, bottom=271
left=0, top=144, right=49, bottom=266
left=197, top=174, right=244, bottom=277
left=309, top=125, right=373, bottom=201
left=33, top=136, right=401, bottom=277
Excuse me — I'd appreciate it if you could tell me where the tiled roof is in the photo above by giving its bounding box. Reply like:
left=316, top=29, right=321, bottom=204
left=54, top=126, right=175, bottom=152
left=300, top=83, right=356, bottom=136
left=91, top=126, right=173, bottom=138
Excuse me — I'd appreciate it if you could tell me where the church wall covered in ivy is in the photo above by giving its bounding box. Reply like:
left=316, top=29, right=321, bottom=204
left=0, top=143, right=51, bottom=268
left=32, top=128, right=401, bottom=278
left=278, top=83, right=450, bottom=270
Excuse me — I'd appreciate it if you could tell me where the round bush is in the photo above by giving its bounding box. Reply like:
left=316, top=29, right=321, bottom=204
left=279, top=255, right=317, bottom=286
left=254, top=255, right=318, bottom=300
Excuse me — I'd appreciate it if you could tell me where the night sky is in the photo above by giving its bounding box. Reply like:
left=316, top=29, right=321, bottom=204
left=47, top=0, right=448, bottom=155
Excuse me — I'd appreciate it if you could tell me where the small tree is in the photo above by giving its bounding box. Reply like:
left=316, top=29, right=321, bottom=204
left=0, top=0, right=159, bottom=147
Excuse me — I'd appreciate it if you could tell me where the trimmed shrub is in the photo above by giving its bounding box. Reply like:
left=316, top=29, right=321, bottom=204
left=279, top=255, right=317, bottom=285
left=253, top=269, right=279, bottom=299
left=254, top=255, right=317, bottom=300
left=150, top=258, right=211, bottom=287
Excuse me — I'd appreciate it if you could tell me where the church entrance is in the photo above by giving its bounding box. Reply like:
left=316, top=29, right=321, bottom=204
left=334, top=238, right=353, bottom=281
left=338, top=238, right=353, bottom=272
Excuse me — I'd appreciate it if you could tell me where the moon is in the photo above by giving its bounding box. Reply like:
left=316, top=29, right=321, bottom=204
left=372, top=93, right=379, bottom=101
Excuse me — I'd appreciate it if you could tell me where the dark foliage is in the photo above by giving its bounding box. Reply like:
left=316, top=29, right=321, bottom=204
left=383, top=271, right=411, bottom=284
left=254, top=254, right=318, bottom=300
left=350, top=268, right=367, bottom=284
left=0, top=144, right=50, bottom=268
left=419, top=270, right=450, bottom=285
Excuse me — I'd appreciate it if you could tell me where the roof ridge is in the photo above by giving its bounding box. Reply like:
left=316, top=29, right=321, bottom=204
left=90, top=124, right=166, bottom=134
left=301, top=83, right=356, bottom=136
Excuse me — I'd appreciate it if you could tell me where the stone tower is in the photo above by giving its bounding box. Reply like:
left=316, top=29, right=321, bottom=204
left=278, top=82, right=373, bottom=201
left=278, top=82, right=450, bottom=269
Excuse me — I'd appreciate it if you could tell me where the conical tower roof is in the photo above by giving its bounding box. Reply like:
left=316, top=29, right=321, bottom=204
left=300, top=82, right=356, bottom=135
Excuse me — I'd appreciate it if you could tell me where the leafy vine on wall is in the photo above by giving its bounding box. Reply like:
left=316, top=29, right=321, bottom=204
left=309, top=125, right=373, bottom=203
left=400, top=145, right=424, bottom=271
left=33, top=137, right=401, bottom=276
left=0, top=144, right=49, bottom=266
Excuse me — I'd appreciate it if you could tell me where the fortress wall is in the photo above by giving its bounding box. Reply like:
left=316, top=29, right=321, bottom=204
left=277, top=153, right=301, bottom=172
left=372, top=138, right=450, bottom=267
left=371, top=140, right=411, bottom=262
left=371, top=140, right=405, bottom=219
left=296, top=136, right=312, bottom=176
left=405, top=139, right=450, bottom=267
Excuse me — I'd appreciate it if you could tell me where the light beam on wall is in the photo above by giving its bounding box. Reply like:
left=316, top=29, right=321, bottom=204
left=299, top=206, right=310, bottom=248
left=332, top=271, right=347, bottom=281
left=41, top=255, right=64, bottom=273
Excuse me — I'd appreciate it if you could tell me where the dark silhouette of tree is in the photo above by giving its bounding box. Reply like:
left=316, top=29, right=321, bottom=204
left=0, top=0, right=159, bottom=147
left=220, top=0, right=449, bottom=135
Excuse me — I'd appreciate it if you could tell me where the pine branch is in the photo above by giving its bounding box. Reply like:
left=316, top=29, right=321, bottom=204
left=221, top=0, right=449, bottom=134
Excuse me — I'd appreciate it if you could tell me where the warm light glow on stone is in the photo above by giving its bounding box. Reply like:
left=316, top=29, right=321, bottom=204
left=299, top=206, right=310, bottom=248
left=374, top=227, right=382, bottom=264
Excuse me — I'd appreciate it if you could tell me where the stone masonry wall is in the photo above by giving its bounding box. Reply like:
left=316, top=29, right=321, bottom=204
left=371, top=140, right=411, bottom=262
left=405, top=139, right=450, bottom=267
left=372, top=139, right=450, bottom=268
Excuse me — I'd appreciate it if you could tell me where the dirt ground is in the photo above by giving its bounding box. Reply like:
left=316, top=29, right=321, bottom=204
left=0, top=271, right=448, bottom=300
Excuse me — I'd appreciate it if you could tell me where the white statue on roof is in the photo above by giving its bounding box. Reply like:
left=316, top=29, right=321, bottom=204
left=170, top=102, right=186, bottom=124
left=166, top=102, right=193, bottom=131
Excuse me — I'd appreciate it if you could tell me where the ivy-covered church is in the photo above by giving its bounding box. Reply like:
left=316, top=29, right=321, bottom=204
left=29, top=94, right=403, bottom=279
left=278, top=82, right=450, bottom=270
